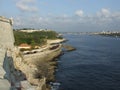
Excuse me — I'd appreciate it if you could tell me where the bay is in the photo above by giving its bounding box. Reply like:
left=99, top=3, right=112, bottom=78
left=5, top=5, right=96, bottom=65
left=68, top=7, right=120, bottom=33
left=55, top=34, right=120, bottom=90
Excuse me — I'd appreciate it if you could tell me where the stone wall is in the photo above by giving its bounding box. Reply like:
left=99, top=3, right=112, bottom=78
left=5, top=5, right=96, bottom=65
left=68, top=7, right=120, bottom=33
left=0, top=16, right=14, bottom=49
left=0, top=16, right=14, bottom=77
left=0, top=16, right=14, bottom=89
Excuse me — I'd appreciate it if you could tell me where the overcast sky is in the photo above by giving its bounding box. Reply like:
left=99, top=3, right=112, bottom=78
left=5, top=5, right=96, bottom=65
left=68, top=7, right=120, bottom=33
left=0, top=0, right=120, bottom=32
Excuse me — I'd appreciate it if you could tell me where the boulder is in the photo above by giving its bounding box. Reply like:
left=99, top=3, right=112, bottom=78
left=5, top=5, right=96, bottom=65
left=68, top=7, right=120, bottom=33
left=62, top=45, right=76, bottom=51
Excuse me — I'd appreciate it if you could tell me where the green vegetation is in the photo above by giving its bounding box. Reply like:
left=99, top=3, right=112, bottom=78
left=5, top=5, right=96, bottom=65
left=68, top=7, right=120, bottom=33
left=13, top=30, right=60, bottom=46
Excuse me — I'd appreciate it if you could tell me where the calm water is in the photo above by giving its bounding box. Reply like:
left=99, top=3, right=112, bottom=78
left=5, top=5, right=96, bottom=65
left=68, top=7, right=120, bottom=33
left=55, top=34, right=120, bottom=90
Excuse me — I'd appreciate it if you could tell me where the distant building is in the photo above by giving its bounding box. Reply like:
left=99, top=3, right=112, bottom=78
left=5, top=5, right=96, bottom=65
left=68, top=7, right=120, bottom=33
left=20, top=29, right=41, bottom=33
left=18, top=43, right=31, bottom=49
left=19, top=29, right=52, bottom=33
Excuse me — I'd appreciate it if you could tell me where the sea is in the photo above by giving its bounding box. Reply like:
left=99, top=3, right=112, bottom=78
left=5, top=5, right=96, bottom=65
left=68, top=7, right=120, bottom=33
left=53, top=34, right=120, bottom=90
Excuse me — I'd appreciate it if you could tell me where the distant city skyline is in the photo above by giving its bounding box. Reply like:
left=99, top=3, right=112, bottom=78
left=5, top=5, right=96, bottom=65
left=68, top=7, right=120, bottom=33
left=0, top=0, right=120, bottom=32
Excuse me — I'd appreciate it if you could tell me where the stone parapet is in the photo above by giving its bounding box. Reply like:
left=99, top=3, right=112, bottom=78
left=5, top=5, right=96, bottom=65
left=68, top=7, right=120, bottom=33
left=0, top=16, right=13, bottom=25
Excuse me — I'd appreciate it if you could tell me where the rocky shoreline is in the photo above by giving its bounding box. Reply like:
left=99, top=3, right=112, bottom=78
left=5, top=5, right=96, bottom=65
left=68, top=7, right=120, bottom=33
left=13, top=39, right=64, bottom=90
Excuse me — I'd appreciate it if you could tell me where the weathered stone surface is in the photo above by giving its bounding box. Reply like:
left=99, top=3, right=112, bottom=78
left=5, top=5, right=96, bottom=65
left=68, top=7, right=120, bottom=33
left=0, top=48, right=6, bottom=67
left=0, top=16, right=14, bottom=77
left=0, top=16, right=17, bottom=90
left=0, top=79, right=10, bottom=90
left=20, top=80, right=37, bottom=90
left=0, top=17, right=14, bottom=49
left=0, top=67, right=6, bottom=79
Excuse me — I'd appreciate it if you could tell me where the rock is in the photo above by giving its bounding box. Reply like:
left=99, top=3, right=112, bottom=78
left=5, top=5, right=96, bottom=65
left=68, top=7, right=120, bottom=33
left=62, top=45, right=76, bottom=51
left=21, top=80, right=37, bottom=90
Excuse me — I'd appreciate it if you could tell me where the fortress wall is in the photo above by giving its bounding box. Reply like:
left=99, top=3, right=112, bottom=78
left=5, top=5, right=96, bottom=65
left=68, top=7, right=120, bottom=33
left=0, top=16, right=14, bottom=89
left=0, top=16, right=14, bottom=49
left=0, top=16, right=14, bottom=68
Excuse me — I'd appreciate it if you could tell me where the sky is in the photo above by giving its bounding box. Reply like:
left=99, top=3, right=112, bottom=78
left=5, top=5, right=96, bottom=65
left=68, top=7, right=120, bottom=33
left=0, top=0, right=120, bottom=32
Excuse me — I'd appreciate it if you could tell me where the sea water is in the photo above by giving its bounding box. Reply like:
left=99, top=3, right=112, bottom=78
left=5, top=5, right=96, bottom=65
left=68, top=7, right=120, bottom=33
left=55, top=34, right=120, bottom=90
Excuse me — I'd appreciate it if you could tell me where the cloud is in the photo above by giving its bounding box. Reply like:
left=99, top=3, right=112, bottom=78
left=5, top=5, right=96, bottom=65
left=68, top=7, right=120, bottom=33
left=16, top=0, right=38, bottom=12
left=97, top=8, right=110, bottom=17
left=101, top=8, right=110, bottom=14
left=13, top=8, right=120, bottom=32
left=75, top=10, right=84, bottom=17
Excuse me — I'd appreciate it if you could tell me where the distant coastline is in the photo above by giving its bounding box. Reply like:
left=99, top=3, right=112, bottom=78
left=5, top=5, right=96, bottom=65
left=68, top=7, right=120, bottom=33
left=91, top=31, right=120, bottom=37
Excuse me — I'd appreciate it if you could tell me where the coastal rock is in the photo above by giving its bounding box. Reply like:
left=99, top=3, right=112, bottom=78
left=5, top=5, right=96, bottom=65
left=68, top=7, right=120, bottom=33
left=62, top=44, right=76, bottom=51
left=47, top=39, right=66, bottom=45
left=14, top=43, right=62, bottom=89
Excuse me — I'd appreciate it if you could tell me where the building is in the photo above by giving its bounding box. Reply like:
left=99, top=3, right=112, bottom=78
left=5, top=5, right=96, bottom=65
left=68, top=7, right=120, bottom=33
left=18, top=43, right=31, bottom=49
